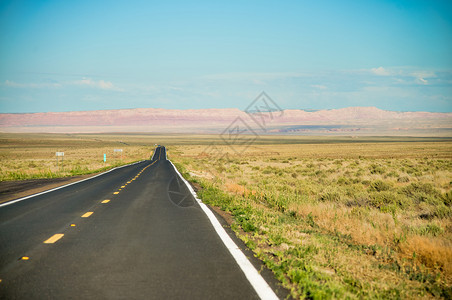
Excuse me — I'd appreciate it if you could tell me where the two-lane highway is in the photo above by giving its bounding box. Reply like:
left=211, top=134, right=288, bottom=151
left=0, top=146, right=279, bottom=299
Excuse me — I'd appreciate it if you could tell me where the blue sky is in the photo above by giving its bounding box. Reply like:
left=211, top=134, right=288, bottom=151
left=0, top=0, right=451, bottom=113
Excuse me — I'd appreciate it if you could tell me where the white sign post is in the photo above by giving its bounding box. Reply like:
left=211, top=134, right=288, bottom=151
left=56, top=152, right=64, bottom=170
left=114, top=149, right=123, bottom=161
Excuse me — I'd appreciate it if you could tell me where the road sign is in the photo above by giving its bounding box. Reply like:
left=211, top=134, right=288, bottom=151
left=56, top=152, right=64, bottom=170
left=114, top=149, right=123, bottom=152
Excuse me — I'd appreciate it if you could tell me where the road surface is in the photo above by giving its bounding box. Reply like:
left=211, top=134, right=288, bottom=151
left=0, top=146, right=281, bottom=299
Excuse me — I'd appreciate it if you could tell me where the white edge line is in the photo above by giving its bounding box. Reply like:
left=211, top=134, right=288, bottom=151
left=0, top=160, right=146, bottom=208
left=169, top=160, right=279, bottom=300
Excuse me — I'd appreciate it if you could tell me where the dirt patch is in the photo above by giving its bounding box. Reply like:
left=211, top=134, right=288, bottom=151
left=190, top=181, right=203, bottom=194
left=0, top=173, right=99, bottom=204
left=209, top=205, right=234, bottom=226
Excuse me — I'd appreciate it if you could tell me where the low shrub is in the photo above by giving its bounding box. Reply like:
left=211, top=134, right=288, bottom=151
left=370, top=164, right=386, bottom=174
left=417, top=224, right=444, bottom=237
left=318, top=190, right=342, bottom=202
left=369, top=191, right=411, bottom=210
left=441, top=191, right=452, bottom=206
left=368, top=180, right=393, bottom=192
left=397, top=176, right=410, bottom=183
left=433, top=205, right=451, bottom=219
left=402, top=182, right=440, bottom=198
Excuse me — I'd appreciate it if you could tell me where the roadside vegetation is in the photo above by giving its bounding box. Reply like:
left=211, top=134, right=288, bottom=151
left=171, top=142, right=452, bottom=299
left=0, top=132, right=227, bottom=181
left=2, top=133, right=451, bottom=298
left=0, top=133, right=152, bottom=180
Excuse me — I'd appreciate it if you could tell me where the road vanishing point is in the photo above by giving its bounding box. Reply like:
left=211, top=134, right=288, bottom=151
left=0, top=146, right=281, bottom=299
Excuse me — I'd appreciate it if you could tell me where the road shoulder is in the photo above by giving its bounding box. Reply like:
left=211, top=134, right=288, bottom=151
left=207, top=204, right=293, bottom=300
left=0, top=174, right=99, bottom=204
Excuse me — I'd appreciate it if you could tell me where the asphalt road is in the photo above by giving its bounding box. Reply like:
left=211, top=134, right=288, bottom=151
left=0, top=146, right=279, bottom=299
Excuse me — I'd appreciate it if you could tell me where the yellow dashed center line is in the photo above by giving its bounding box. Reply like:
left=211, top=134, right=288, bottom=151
left=81, top=212, right=93, bottom=218
left=13, top=161, right=160, bottom=263
left=44, top=233, right=64, bottom=244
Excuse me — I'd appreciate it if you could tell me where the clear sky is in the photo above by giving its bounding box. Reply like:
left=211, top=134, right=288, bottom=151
left=1, top=0, right=451, bottom=113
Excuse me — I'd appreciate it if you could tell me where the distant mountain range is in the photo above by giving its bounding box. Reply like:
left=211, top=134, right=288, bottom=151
left=0, top=107, right=451, bottom=136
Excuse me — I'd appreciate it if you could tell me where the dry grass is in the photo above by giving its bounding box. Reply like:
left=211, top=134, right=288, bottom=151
left=171, top=140, right=452, bottom=299
left=0, top=133, right=155, bottom=180
left=1, top=133, right=451, bottom=298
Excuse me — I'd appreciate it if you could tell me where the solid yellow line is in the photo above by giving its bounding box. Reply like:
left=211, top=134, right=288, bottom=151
left=81, top=212, right=93, bottom=218
left=44, top=234, right=64, bottom=244
left=101, top=200, right=110, bottom=203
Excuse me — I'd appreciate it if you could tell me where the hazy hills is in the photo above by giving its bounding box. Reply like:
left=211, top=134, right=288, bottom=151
left=0, top=107, right=450, bottom=136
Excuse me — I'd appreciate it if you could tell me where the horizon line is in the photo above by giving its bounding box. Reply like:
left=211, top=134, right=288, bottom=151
left=1, top=106, right=451, bottom=115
